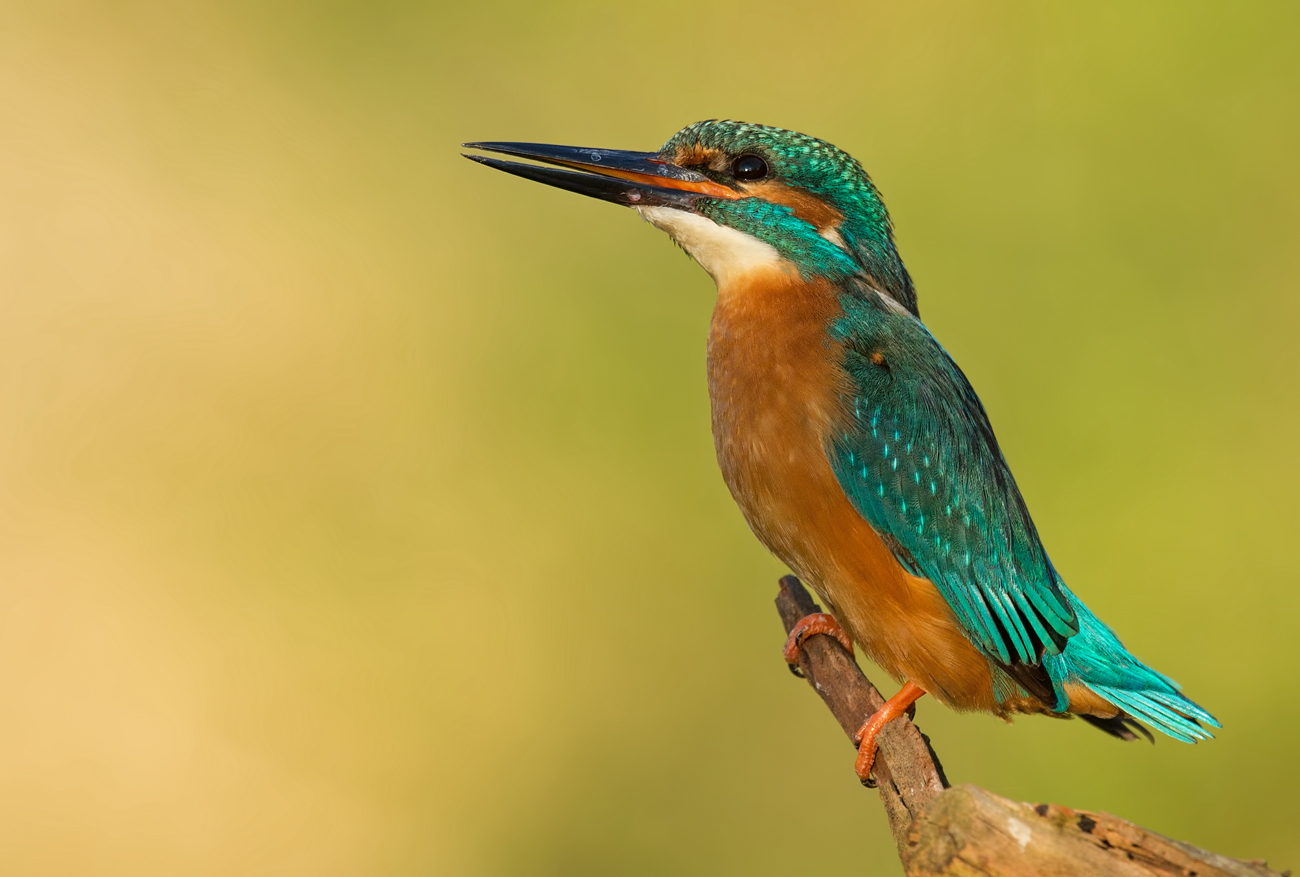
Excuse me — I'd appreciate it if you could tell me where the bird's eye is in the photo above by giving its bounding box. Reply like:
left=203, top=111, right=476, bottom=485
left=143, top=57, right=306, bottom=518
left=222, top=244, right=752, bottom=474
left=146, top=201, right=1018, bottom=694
left=732, top=154, right=768, bottom=181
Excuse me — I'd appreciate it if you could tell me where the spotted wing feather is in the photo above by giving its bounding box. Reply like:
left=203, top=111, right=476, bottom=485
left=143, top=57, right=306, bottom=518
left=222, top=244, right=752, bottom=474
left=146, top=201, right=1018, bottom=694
left=827, top=293, right=1078, bottom=674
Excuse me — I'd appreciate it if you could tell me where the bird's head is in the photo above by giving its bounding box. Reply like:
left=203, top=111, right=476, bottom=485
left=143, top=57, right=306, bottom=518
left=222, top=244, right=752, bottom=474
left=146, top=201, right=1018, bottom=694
left=465, top=120, right=915, bottom=314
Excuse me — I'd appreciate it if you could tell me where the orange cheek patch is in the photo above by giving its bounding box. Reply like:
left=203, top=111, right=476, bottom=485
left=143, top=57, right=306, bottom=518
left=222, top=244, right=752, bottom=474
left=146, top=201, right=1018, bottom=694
left=742, top=181, right=845, bottom=232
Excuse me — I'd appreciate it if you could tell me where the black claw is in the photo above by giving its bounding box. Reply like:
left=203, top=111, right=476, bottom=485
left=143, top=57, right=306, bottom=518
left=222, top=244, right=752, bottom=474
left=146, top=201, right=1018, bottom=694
left=861, top=774, right=878, bottom=789
left=787, top=662, right=805, bottom=679
left=905, top=702, right=917, bottom=721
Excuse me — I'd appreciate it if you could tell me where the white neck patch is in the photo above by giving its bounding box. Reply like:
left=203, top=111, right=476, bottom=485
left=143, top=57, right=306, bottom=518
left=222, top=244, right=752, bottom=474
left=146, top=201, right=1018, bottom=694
left=635, top=206, right=787, bottom=289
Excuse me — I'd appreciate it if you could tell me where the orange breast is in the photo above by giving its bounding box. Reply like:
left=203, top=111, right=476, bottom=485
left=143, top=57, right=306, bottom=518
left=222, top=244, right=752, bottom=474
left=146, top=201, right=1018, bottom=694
left=706, top=267, right=1005, bottom=713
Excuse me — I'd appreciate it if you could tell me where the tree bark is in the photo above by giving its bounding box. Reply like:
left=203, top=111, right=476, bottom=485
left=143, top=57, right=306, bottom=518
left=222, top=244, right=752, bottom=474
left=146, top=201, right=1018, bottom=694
left=775, top=575, right=1289, bottom=877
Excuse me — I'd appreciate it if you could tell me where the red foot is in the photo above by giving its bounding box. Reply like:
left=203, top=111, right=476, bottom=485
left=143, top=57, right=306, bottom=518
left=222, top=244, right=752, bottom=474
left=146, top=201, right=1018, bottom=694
left=783, top=613, right=854, bottom=671
left=854, top=681, right=927, bottom=786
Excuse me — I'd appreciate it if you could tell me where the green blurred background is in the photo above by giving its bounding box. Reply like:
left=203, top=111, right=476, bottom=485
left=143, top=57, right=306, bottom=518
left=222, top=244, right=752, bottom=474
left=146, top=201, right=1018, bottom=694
left=1, top=1, right=1297, bottom=873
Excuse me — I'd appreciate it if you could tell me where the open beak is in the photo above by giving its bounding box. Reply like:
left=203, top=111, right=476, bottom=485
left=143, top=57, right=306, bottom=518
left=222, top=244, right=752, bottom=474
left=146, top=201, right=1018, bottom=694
left=462, top=141, right=738, bottom=209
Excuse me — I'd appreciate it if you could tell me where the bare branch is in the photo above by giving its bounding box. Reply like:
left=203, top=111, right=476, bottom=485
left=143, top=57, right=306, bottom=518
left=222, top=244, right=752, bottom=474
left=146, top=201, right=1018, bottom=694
left=774, top=575, right=1289, bottom=876
left=775, top=574, right=947, bottom=848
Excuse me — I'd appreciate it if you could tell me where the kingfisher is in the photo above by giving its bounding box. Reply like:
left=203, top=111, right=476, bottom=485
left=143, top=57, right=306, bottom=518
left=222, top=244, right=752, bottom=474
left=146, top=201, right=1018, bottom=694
left=464, top=121, right=1219, bottom=783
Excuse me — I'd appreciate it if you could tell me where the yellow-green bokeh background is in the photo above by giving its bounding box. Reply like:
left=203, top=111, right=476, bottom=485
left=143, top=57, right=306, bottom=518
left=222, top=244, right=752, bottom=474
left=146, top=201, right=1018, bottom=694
left=2, top=1, right=1297, bottom=873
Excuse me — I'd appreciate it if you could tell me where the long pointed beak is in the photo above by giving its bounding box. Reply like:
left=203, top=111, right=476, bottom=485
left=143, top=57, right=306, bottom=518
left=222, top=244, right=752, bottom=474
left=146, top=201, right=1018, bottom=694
left=462, top=141, right=738, bottom=209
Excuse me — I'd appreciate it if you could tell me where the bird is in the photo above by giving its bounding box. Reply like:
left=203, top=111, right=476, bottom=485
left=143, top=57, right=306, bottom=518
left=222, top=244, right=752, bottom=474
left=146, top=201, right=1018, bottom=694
left=463, top=121, right=1219, bottom=783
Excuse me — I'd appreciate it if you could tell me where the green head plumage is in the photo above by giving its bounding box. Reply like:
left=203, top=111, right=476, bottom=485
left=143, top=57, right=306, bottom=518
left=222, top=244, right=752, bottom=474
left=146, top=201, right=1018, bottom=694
left=464, top=121, right=915, bottom=312
left=659, top=120, right=916, bottom=312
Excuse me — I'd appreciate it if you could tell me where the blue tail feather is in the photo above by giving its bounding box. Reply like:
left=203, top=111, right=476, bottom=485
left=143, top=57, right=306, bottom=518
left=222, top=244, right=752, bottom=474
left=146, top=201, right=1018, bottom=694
left=1043, top=589, right=1220, bottom=743
left=1091, top=685, right=1214, bottom=743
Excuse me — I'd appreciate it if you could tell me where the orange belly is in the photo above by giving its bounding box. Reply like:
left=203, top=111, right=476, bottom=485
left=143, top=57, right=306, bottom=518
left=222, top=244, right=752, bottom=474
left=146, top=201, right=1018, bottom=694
left=707, top=267, right=1006, bottom=713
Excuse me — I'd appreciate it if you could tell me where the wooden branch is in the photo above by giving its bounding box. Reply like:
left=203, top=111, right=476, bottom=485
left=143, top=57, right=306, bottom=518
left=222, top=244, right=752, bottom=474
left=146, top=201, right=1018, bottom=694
left=774, top=575, right=1290, bottom=877
left=902, top=785, right=1287, bottom=877
left=775, top=573, right=948, bottom=850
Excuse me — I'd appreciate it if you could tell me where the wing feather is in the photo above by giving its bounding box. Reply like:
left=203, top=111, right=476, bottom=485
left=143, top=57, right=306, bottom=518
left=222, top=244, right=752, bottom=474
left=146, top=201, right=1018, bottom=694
left=827, top=293, right=1078, bottom=667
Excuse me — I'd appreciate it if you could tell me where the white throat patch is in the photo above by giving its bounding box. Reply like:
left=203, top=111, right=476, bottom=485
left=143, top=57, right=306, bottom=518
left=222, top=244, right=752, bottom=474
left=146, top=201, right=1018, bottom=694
left=635, top=206, right=786, bottom=289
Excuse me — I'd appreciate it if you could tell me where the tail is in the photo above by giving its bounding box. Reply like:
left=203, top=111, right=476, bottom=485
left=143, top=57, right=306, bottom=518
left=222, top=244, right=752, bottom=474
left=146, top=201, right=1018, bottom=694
left=1044, top=590, right=1221, bottom=743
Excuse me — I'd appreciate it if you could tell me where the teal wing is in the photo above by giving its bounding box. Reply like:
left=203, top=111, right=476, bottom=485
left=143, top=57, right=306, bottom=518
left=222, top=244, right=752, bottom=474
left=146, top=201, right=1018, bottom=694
left=827, top=296, right=1079, bottom=673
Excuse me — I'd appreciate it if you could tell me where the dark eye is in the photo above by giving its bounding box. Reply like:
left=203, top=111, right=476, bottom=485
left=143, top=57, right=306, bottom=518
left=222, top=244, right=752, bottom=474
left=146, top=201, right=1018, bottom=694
left=732, top=154, right=768, bottom=181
